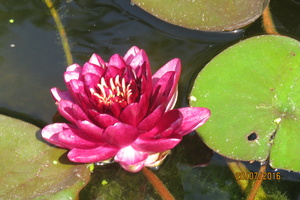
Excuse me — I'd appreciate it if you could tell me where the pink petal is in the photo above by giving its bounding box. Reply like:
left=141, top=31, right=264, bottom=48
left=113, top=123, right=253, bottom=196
left=89, top=53, right=106, bottom=68
left=66, top=63, right=82, bottom=73
left=132, top=137, right=181, bottom=152
left=119, top=93, right=149, bottom=126
left=166, top=86, right=178, bottom=111
left=107, top=102, right=123, bottom=118
left=175, top=107, right=211, bottom=135
left=68, top=145, right=119, bottom=163
left=118, top=161, right=145, bottom=173
left=152, top=58, right=181, bottom=85
left=151, top=58, right=181, bottom=109
left=76, top=120, right=104, bottom=141
left=137, top=105, right=166, bottom=131
left=83, top=73, right=100, bottom=91
left=104, top=66, right=122, bottom=80
left=94, top=114, right=119, bottom=128
left=123, top=46, right=141, bottom=63
left=57, top=100, right=88, bottom=124
left=64, top=70, right=81, bottom=84
left=119, top=103, right=142, bottom=126
left=150, top=71, right=177, bottom=111
left=42, top=123, right=72, bottom=148
left=86, top=108, right=100, bottom=118
left=128, top=50, right=151, bottom=79
left=82, top=62, right=106, bottom=77
left=108, top=54, right=127, bottom=69
left=58, top=128, right=99, bottom=149
left=143, top=109, right=182, bottom=138
left=122, top=66, right=137, bottom=84
left=76, top=92, right=95, bottom=112
left=70, top=102, right=89, bottom=119
left=115, top=145, right=148, bottom=165
left=51, top=87, right=74, bottom=102
left=102, top=122, right=139, bottom=147
left=139, top=74, right=153, bottom=96
left=67, top=79, right=85, bottom=102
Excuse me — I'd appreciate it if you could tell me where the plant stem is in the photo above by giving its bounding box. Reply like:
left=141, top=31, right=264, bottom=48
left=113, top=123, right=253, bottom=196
left=262, top=5, right=279, bottom=35
left=142, top=167, right=175, bottom=200
left=44, top=0, right=73, bottom=65
left=227, top=161, right=267, bottom=199
left=246, top=163, right=267, bottom=200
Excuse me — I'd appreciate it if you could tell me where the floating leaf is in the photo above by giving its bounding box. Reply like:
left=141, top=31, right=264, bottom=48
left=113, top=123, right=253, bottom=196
left=0, top=114, right=90, bottom=199
left=190, top=35, right=300, bottom=172
left=132, top=0, right=269, bottom=31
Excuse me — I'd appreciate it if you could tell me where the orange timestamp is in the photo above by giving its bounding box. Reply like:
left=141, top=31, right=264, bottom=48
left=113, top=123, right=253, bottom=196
left=235, top=172, right=281, bottom=180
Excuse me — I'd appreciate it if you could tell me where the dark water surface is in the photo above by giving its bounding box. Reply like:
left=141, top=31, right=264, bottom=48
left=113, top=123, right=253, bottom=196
left=0, top=0, right=300, bottom=199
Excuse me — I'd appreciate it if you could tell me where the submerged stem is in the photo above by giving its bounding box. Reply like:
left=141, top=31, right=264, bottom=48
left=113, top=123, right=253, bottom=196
left=246, top=163, right=267, bottom=200
left=142, top=167, right=175, bottom=200
left=44, top=0, right=73, bottom=65
left=262, top=5, right=280, bottom=35
left=227, top=161, right=267, bottom=199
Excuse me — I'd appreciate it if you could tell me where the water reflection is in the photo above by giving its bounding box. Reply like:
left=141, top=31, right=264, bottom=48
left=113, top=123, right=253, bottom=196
left=0, top=0, right=242, bottom=123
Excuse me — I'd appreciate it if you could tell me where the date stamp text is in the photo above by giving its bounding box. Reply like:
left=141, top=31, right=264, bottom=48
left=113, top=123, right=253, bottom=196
left=235, top=172, right=281, bottom=180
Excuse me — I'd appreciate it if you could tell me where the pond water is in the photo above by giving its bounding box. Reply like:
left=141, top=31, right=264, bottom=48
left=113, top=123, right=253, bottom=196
left=0, top=0, right=300, bottom=199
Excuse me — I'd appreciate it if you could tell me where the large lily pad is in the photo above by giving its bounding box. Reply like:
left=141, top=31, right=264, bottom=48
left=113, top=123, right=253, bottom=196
left=131, top=0, right=269, bottom=31
left=0, top=114, right=90, bottom=199
left=190, top=35, right=300, bottom=172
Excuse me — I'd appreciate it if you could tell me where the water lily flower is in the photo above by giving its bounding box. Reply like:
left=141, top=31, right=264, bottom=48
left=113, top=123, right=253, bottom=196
left=42, top=46, right=210, bottom=172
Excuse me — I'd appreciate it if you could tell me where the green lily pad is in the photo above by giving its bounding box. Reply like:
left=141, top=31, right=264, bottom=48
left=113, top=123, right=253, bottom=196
left=132, top=0, right=269, bottom=31
left=190, top=35, right=300, bottom=172
left=0, top=114, right=90, bottom=199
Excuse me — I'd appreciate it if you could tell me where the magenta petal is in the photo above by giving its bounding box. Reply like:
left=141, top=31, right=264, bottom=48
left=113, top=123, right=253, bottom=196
left=41, top=123, right=71, bottom=148
left=151, top=58, right=181, bottom=108
left=82, top=62, right=105, bottom=77
left=103, top=123, right=139, bottom=147
left=67, top=79, right=85, bottom=101
left=137, top=105, right=165, bottom=131
left=150, top=71, right=176, bottom=110
left=58, top=128, right=99, bottom=149
left=104, top=66, right=122, bottom=80
left=115, top=145, right=148, bottom=165
left=94, top=114, right=119, bottom=128
left=129, top=49, right=147, bottom=69
left=119, top=93, right=148, bottom=126
left=143, top=109, right=182, bottom=138
left=175, top=107, right=211, bottom=135
left=108, top=102, right=123, bottom=118
left=51, top=88, right=74, bottom=102
left=108, top=54, right=127, bottom=70
left=119, top=103, right=141, bottom=126
left=57, top=100, right=88, bottom=124
left=64, top=70, right=81, bottom=84
left=66, top=63, right=82, bottom=73
left=83, top=73, right=100, bottom=91
left=76, top=91, right=94, bottom=111
left=71, top=104, right=89, bottom=120
left=132, top=137, right=181, bottom=152
left=89, top=53, right=106, bottom=68
left=68, top=145, right=119, bottom=163
left=76, top=120, right=104, bottom=141
left=166, top=86, right=178, bottom=111
left=123, top=46, right=141, bottom=64
left=152, top=58, right=181, bottom=85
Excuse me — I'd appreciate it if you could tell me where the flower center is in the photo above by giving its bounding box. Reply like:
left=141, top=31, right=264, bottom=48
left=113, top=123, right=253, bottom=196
left=90, top=75, right=133, bottom=108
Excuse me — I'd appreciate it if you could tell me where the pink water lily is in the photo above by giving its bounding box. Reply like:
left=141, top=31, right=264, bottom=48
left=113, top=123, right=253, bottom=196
left=42, top=46, right=210, bottom=172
